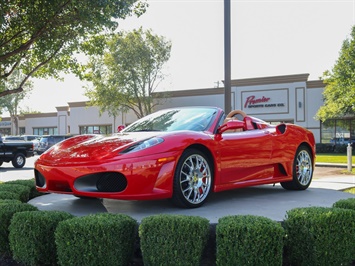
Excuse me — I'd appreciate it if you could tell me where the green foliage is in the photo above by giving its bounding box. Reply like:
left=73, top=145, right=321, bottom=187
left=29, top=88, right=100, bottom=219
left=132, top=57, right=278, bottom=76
left=0, top=191, right=21, bottom=201
left=317, top=26, right=355, bottom=121
left=84, top=27, right=172, bottom=119
left=284, top=207, right=355, bottom=266
left=0, top=202, right=38, bottom=255
left=0, top=0, right=147, bottom=98
left=55, top=213, right=137, bottom=266
left=0, top=184, right=31, bottom=202
left=0, top=199, right=22, bottom=205
left=139, top=214, right=209, bottom=266
left=9, top=210, right=74, bottom=266
left=316, top=143, right=355, bottom=154
left=216, top=215, right=284, bottom=266
left=333, top=198, right=355, bottom=210
left=5, top=179, right=45, bottom=199
left=0, top=69, right=33, bottom=122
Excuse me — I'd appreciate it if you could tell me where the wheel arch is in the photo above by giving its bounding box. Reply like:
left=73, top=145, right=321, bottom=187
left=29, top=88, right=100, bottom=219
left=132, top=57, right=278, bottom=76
left=184, top=143, right=215, bottom=169
left=298, top=142, right=315, bottom=164
left=183, top=143, right=216, bottom=187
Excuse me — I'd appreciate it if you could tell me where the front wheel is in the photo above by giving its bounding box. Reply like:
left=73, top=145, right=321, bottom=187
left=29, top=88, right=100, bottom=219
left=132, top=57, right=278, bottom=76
left=281, top=146, right=313, bottom=190
left=12, top=153, right=26, bottom=168
left=172, top=149, right=213, bottom=208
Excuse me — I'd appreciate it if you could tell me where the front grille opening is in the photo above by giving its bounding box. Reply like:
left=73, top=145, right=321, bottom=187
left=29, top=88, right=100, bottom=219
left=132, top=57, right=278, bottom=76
left=74, top=172, right=127, bottom=193
left=97, top=172, right=127, bottom=192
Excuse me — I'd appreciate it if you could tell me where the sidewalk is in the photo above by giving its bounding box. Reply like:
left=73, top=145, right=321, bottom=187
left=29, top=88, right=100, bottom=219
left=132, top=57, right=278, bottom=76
left=29, top=172, right=355, bottom=223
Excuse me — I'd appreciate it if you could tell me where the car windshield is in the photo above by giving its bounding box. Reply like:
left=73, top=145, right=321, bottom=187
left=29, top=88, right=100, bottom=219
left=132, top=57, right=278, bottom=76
left=123, top=108, right=217, bottom=132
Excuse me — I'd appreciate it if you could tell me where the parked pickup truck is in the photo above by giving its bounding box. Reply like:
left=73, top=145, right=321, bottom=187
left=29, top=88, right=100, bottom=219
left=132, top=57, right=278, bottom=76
left=0, top=137, right=34, bottom=168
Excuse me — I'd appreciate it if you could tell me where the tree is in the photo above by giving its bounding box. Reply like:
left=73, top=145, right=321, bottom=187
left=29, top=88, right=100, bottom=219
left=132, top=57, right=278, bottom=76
left=84, top=28, right=172, bottom=119
left=0, top=0, right=146, bottom=98
left=316, top=26, right=355, bottom=121
left=0, top=70, right=33, bottom=134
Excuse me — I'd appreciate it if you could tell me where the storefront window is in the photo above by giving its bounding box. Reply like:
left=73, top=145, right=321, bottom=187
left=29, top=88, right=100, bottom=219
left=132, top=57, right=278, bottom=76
left=0, top=128, right=11, bottom=136
left=321, top=119, right=355, bottom=144
left=33, top=127, right=58, bottom=135
left=335, top=120, right=350, bottom=144
left=79, top=125, right=112, bottom=135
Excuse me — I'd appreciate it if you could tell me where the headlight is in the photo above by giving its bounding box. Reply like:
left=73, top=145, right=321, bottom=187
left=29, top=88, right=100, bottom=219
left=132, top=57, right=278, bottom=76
left=120, top=137, right=164, bottom=154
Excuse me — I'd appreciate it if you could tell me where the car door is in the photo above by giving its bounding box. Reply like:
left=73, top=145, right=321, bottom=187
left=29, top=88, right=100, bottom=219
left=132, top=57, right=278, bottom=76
left=218, top=129, right=273, bottom=185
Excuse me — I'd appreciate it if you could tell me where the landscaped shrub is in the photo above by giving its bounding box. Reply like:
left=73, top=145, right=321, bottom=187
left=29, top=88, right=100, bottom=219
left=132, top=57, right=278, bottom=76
left=55, top=213, right=137, bottom=266
left=0, top=202, right=38, bottom=255
left=284, top=207, right=355, bottom=266
left=0, top=184, right=31, bottom=202
left=315, top=143, right=355, bottom=154
left=333, top=198, right=355, bottom=210
left=0, top=199, right=22, bottom=205
left=0, top=191, right=21, bottom=201
left=5, top=179, right=44, bottom=199
left=216, top=215, right=284, bottom=266
left=9, top=210, right=74, bottom=266
left=315, top=143, right=334, bottom=153
left=139, top=214, right=210, bottom=266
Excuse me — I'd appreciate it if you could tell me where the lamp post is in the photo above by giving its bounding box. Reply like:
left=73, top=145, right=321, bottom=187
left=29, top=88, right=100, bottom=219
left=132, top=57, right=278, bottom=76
left=224, top=0, right=231, bottom=114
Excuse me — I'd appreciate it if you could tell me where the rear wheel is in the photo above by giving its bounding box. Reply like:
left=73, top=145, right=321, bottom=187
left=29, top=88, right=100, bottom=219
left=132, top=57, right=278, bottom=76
left=12, top=153, right=26, bottom=168
left=281, top=146, right=313, bottom=190
left=172, top=149, right=213, bottom=208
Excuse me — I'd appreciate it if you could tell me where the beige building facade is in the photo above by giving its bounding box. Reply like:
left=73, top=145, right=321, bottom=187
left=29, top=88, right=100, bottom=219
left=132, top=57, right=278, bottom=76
left=0, top=73, right=327, bottom=143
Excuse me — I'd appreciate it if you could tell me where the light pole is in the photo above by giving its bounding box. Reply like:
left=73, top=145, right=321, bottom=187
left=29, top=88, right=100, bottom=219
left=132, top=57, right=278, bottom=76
left=224, top=0, right=231, bottom=114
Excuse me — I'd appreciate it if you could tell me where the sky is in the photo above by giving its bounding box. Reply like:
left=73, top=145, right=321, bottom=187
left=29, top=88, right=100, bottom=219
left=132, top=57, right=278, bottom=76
left=16, top=0, right=355, bottom=114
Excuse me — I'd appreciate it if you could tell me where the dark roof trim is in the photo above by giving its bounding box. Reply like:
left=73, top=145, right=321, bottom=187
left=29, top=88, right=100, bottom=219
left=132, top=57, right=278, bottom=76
left=306, top=80, right=325, bottom=88
left=24, top=112, right=57, bottom=118
left=231, top=73, right=310, bottom=87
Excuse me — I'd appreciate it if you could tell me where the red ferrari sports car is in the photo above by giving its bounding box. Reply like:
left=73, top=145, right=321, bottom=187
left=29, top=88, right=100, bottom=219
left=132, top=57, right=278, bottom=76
left=34, top=107, right=315, bottom=208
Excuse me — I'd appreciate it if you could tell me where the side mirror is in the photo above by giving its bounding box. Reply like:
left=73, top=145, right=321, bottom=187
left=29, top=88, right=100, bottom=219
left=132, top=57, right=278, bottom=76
left=218, top=120, right=245, bottom=134
left=117, top=125, right=125, bottom=132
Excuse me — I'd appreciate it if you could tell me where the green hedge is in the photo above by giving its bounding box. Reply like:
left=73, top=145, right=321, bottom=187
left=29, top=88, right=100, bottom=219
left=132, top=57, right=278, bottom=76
left=9, top=210, right=74, bottom=266
left=5, top=179, right=44, bottom=199
left=284, top=207, right=355, bottom=266
left=333, top=198, right=355, bottom=210
left=0, top=184, right=31, bottom=202
left=55, top=213, right=137, bottom=266
left=0, top=202, right=38, bottom=255
left=139, top=214, right=210, bottom=266
left=0, top=199, right=22, bottom=205
left=316, top=143, right=355, bottom=154
left=216, top=215, right=284, bottom=266
left=0, top=191, right=21, bottom=201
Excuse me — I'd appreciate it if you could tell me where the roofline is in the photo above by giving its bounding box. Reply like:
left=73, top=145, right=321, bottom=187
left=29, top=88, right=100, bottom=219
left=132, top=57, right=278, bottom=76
left=306, top=80, right=325, bottom=88
left=230, top=73, right=310, bottom=87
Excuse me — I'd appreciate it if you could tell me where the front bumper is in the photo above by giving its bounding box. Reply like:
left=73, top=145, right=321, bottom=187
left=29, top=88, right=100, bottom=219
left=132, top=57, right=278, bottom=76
left=34, top=151, right=179, bottom=200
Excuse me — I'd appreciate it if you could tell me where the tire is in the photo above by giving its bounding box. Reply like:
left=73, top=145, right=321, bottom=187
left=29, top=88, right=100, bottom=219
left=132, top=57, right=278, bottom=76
left=12, top=153, right=26, bottom=168
left=281, top=146, right=313, bottom=190
left=172, top=148, right=213, bottom=208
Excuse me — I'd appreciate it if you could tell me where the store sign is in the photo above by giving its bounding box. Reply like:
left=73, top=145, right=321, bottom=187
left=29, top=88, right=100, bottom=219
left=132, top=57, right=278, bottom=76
left=0, top=121, right=11, bottom=127
left=241, top=89, right=288, bottom=114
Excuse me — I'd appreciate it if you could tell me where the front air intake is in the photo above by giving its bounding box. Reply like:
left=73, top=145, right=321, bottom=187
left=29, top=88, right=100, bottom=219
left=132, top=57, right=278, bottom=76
left=34, top=170, right=46, bottom=188
left=96, top=172, right=127, bottom=192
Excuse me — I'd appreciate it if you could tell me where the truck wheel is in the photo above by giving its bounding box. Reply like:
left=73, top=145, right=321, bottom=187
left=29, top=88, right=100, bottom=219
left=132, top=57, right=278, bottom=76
left=12, top=154, right=26, bottom=168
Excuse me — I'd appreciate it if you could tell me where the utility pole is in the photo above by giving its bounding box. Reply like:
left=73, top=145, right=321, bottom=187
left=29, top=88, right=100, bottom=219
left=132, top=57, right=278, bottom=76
left=224, top=0, right=231, bottom=114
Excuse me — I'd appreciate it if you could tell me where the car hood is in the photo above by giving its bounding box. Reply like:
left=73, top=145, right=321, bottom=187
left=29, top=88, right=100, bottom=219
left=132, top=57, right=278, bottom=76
left=37, top=132, right=160, bottom=165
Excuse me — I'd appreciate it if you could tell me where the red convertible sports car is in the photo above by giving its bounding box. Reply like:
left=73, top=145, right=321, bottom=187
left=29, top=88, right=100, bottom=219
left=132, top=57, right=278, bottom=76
left=34, top=107, right=315, bottom=208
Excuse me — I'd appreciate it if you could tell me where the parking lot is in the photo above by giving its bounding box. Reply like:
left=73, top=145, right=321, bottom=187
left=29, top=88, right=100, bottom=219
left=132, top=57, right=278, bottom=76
left=0, top=155, right=38, bottom=182
left=2, top=155, right=353, bottom=222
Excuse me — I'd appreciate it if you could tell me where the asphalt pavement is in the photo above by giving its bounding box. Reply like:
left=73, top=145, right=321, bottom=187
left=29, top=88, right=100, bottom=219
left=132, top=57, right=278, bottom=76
left=11, top=156, right=350, bottom=223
